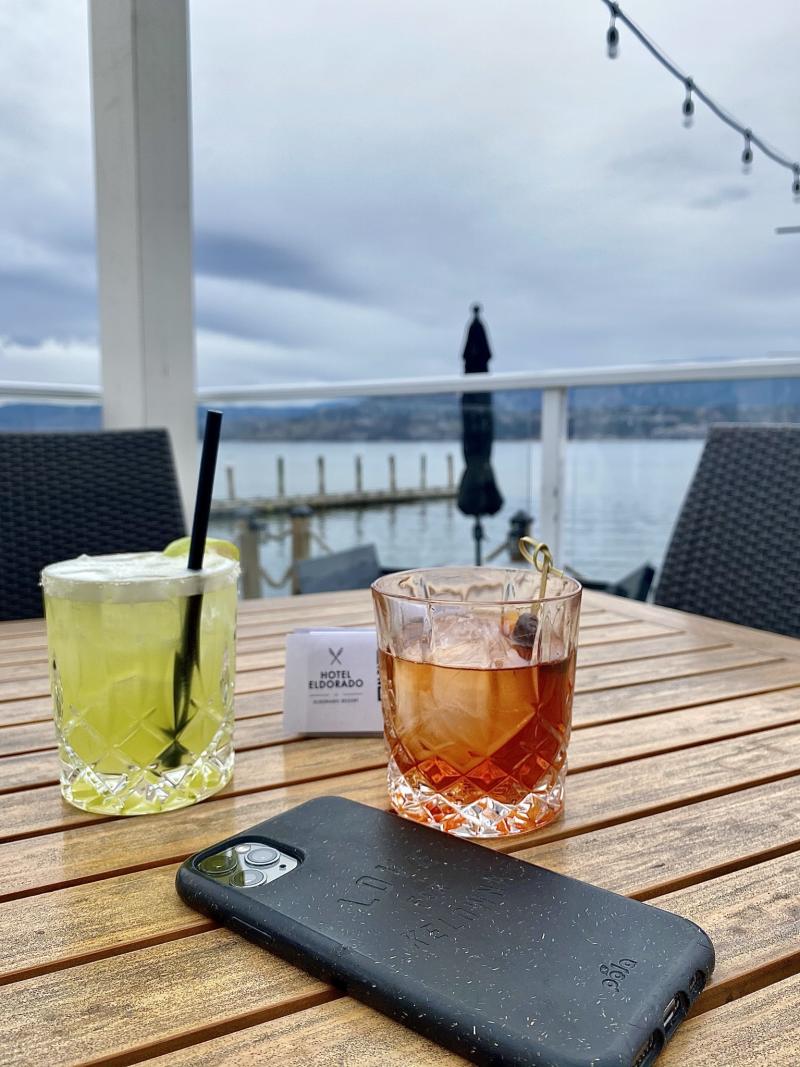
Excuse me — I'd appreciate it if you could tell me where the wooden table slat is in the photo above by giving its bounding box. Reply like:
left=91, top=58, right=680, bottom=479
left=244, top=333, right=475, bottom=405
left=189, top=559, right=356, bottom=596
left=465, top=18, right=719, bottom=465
left=2, top=771, right=798, bottom=989
left=1, top=587, right=799, bottom=1065
left=5, top=842, right=799, bottom=1066
left=6, top=720, right=800, bottom=904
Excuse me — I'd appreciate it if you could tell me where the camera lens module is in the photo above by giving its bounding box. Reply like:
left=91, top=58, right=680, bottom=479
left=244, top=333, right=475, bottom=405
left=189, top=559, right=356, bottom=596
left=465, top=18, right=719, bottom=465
left=246, top=846, right=281, bottom=868
left=198, top=849, right=237, bottom=877
left=232, top=868, right=267, bottom=888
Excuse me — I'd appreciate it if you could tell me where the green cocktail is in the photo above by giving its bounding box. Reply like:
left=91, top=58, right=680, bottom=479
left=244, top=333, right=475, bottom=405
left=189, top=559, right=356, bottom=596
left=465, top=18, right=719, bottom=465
left=42, top=547, right=239, bottom=815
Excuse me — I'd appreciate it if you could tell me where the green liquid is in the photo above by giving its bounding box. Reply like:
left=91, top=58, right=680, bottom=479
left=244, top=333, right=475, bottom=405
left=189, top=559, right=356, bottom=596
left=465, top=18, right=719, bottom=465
left=44, top=557, right=237, bottom=815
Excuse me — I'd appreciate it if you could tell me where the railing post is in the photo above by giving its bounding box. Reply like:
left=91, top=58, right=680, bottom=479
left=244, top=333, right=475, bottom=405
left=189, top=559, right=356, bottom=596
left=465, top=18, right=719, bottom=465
left=446, top=453, right=454, bottom=489
left=355, top=455, right=363, bottom=494
left=317, top=455, right=326, bottom=496
left=276, top=455, right=285, bottom=497
left=89, top=0, right=197, bottom=522
left=225, top=464, right=236, bottom=502
left=420, top=453, right=427, bottom=490
left=290, top=505, right=313, bottom=595
left=237, top=513, right=262, bottom=599
left=540, top=387, right=568, bottom=563
left=388, top=454, right=397, bottom=493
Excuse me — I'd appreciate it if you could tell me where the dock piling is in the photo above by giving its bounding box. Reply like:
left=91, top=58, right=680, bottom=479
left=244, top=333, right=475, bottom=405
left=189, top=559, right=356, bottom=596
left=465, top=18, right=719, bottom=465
left=290, top=505, right=313, bottom=595
left=237, top=514, right=262, bottom=599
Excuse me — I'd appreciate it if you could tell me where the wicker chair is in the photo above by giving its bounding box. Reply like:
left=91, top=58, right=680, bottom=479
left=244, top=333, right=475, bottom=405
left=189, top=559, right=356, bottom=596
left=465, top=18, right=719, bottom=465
left=654, top=424, right=800, bottom=637
left=0, top=429, right=186, bottom=620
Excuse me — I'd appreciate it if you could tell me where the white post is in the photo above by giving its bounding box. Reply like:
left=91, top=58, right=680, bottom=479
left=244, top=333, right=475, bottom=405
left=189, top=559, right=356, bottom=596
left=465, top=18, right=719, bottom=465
left=89, top=0, right=197, bottom=521
left=225, top=464, right=236, bottom=501
left=540, top=387, right=568, bottom=563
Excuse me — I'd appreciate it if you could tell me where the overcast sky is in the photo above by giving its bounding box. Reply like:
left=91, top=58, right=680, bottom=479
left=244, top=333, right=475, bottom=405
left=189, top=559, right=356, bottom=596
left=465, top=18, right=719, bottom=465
left=0, top=0, right=798, bottom=387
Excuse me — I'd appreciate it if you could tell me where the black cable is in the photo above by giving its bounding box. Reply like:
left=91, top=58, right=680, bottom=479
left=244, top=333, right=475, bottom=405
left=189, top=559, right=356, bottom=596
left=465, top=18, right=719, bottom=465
left=600, top=0, right=800, bottom=190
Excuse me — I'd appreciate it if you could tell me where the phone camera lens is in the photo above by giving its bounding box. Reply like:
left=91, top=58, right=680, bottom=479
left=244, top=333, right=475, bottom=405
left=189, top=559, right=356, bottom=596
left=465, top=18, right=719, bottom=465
left=198, top=849, right=237, bottom=877
left=232, top=869, right=267, bottom=888
left=246, top=846, right=281, bottom=868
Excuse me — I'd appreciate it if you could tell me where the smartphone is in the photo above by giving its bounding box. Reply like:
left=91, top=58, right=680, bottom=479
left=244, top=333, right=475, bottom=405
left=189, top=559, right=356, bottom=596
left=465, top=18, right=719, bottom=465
left=176, top=796, right=714, bottom=1067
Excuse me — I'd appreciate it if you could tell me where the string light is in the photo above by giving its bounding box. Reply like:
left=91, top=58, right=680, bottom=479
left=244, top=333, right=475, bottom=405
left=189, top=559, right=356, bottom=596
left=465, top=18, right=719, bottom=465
left=606, top=3, right=619, bottom=59
left=600, top=0, right=800, bottom=199
left=742, top=130, right=753, bottom=173
left=682, top=79, right=694, bottom=128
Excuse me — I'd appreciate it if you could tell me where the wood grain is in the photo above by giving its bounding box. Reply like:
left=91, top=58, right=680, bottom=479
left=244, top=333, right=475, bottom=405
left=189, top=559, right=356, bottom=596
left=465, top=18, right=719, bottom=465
left=0, top=929, right=335, bottom=1067
left=0, top=703, right=289, bottom=763
left=0, top=737, right=386, bottom=842
left=576, top=630, right=726, bottom=667
left=0, top=639, right=781, bottom=708
left=56, top=849, right=800, bottom=1067
left=567, top=687, right=800, bottom=771
left=2, top=773, right=796, bottom=987
left=10, top=689, right=800, bottom=842
left=570, top=658, right=800, bottom=727
left=9, top=625, right=710, bottom=675
left=0, top=770, right=386, bottom=900
left=2, top=590, right=800, bottom=1066
left=576, top=620, right=678, bottom=647
left=575, top=645, right=782, bottom=694
left=662, top=971, right=800, bottom=1066
left=518, top=774, right=800, bottom=901
left=7, top=722, right=800, bottom=901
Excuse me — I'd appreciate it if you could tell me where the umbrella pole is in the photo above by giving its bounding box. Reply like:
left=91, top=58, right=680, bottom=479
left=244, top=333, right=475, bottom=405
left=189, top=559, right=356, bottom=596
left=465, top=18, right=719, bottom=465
left=473, top=517, right=484, bottom=566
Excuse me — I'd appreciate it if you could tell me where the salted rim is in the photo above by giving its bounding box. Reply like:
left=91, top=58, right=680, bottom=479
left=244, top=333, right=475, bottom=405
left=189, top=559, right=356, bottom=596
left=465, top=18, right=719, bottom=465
left=371, top=566, right=582, bottom=606
left=41, top=552, right=240, bottom=602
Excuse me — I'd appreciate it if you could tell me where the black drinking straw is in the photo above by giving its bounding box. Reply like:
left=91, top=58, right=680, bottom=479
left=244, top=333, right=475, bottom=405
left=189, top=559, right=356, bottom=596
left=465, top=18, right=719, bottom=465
left=169, top=410, right=223, bottom=758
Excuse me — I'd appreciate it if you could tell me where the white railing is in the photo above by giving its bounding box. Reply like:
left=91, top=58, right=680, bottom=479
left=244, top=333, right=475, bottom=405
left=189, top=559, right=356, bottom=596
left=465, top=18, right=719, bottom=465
left=0, top=382, right=102, bottom=401
left=4, top=354, right=800, bottom=561
left=199, top=355, right=800, bottom=560
left=196, top=355, right=800, bottom=402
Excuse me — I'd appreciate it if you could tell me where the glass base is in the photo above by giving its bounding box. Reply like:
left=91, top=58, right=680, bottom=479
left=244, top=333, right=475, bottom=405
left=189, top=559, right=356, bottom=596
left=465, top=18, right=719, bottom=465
left=59, top=746, right=234, bottom=816
left=387, top=756, right=565, bottom=838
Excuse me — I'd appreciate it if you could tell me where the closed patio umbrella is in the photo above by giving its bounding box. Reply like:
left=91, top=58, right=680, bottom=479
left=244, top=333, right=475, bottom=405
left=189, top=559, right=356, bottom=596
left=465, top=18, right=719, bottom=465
left=457, top=304, right=503, bottom=564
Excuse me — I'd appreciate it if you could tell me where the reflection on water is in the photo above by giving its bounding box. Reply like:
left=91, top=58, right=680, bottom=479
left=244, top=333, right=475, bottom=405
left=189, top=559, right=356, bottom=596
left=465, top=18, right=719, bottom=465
left=208, top=438, right=704, bottom=596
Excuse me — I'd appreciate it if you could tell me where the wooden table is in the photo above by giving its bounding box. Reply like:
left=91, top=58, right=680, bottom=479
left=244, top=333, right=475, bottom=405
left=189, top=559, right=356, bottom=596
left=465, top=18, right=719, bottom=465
left=2, top=589, right=800, bottom=1065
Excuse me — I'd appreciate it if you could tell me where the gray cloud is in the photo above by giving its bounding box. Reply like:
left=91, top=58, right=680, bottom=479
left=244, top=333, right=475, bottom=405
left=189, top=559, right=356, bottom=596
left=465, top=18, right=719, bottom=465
left=0, top=266, right=95, bottom=345
left=0, top=0, right=798, bottom=387
left=194, top=229, right=363, bottom=301
left=689, top=185, right=752, bottom=210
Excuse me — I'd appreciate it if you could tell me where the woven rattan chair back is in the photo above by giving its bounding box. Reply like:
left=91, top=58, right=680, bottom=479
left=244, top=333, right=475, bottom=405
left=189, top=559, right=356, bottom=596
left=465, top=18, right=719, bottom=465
left=655, top=424, right=800, bottom=637
left=1, top=429, right=185, bottom=620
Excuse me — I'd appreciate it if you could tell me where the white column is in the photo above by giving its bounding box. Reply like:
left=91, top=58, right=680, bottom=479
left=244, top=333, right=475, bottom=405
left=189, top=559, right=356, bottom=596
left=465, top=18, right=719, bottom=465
left=539, top=387, right=568, bottom=564
left=89, top=0, right=197, bottom=521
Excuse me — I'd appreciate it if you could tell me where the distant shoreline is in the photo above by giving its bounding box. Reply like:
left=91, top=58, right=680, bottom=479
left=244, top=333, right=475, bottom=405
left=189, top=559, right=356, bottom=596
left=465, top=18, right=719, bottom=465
left=1, top=396, right=797, bottom=442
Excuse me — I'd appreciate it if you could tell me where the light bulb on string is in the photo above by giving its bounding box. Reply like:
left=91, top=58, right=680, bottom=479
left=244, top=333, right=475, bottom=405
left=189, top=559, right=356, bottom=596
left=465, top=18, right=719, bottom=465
left=741, top=130, right=753, bottom=173
left=682, top=79, right=695, bottom=128
left=793, top=165, right=800, bottom=199
left=606, top=4, right=619, bottom=59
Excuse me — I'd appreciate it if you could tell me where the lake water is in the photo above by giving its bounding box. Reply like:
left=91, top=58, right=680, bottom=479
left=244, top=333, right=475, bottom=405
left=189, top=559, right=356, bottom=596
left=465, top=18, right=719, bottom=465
left=208, top=438, right=704, bottom=595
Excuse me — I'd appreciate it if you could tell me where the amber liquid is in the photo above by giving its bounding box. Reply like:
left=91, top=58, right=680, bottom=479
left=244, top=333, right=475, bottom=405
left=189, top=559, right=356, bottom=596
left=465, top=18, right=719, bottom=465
left=379, top=649, right=575, bottom=835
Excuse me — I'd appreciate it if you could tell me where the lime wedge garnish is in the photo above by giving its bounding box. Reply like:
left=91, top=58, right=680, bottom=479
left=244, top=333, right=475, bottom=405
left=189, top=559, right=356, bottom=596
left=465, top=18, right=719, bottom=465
left=163, top=537, right=240, bottom=562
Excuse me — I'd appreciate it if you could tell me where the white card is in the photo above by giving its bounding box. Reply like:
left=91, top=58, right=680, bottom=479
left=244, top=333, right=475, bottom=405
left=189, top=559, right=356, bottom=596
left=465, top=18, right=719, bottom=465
left=283, top=628, right=383, bottom=736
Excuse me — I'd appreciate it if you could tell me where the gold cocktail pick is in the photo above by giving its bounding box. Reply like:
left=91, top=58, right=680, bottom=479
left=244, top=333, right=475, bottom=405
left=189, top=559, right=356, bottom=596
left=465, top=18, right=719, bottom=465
left=518, top=537, right=564, bottom=602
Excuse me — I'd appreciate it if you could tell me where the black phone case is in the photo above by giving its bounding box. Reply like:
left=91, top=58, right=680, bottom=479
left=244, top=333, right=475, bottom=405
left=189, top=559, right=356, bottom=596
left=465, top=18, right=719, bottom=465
left=176, top=796, right=714, bottom=1067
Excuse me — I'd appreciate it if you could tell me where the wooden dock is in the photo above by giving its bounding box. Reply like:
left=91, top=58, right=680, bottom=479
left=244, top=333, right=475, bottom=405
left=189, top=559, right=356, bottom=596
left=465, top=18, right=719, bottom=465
left=212, top=451, right=459, bottom=518
left=210, top=485, right=457, bottom=518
